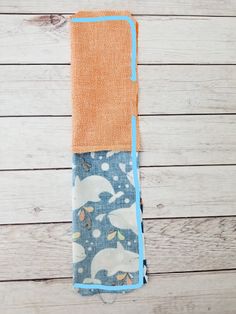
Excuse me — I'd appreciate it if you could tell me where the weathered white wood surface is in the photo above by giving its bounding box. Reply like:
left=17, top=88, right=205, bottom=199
left=141, top=166, right=236, bottom=218
left=1, top=166, right=236, bottom=224
left=1, top=271, right=236, bottom=314
left=1, top=0, right=236, bottom=16
left=0, top=218, right=235, bottom=280
left=1, top=115, right=235, bottom=169
left=1, top=65, right=236, bottom=116
left=0, top=0, right=236, bottom=311
left=1, top=15, right=236, bottom=64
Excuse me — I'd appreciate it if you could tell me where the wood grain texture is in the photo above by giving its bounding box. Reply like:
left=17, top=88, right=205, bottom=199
left=1, top=15, right=236, bottom=64
left=0, top=218, right=235, bottom=280
left=1, top=65, right=236, bottom=116
left=0, top=65, right=71, bottom=116
left=0, top=0, right=235, bottom=311
left=1, top=0, right=236, bottom=16
left=0, top=169, right=71, bottom=224
left=1, top=166, right=236, bottom=224
left=141, top=166, right=236, bottom=218
left=0, top=115, right=236, bottom=169
left=1, top=271, right=236, bottom=314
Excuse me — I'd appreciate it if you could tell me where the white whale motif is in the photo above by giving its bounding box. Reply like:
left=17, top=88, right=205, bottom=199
left=127, top=170, right=135, bottom=187
left=108, top=203, right=138, bottom=235
left=73, top=242, right=86, bottom=263
left=73, top=175, right=117, bottom=210
left=83, top=242, right=139, bottom=284
left=108, top=191, right=124, bottom=203
left=90, top=152, right=95, bottom=159
left=106, top=151, right=120, bottom=158
left=95, top=213, right=106, bottom=222
left=119, top=162, right=126, bottom=173
left=118, top=162, right=135, bottom=187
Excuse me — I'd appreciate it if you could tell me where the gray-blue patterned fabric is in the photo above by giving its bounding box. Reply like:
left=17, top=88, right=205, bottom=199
left=72, top=151, right=147, bottom=296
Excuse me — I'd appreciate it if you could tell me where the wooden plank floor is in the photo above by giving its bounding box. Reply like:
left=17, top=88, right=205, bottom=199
left=0, top=1, right=236, bottom=313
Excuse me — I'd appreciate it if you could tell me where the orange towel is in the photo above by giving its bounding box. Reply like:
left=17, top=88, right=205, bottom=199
left=70, top=11, right=140, bottom=153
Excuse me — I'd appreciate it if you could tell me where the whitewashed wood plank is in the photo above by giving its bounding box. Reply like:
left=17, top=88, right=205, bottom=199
left=139, top=65, right=236, bottom=114
left=1, top=65, right=236, bottom=116
left=1, top=271, right=236, bottom=314
left=0, top=117, right=71, bottom=169
left=145, top=218, right=236, bottom=273
left=0, top=170, right=71, bottom=224
left=139, top=16, right=236, bottom=64
left=0, top=65, right=71, bottom=116
left=1, top=0, right=236, bottom=16
left=0, top=15, right=69, bottom=64
left=0, top=15, right=236, bottom=64
left=141, top=115, right=236, bottom=166
left=141, top=166, right=236, bottom=218
left=0, top=218, right=235, bottom=280
left=1, top=166, right=236, bottom=224
left=0, top=116, right=236, bottom=169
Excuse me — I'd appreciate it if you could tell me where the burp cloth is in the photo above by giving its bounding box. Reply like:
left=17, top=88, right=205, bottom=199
left=70, top=11, right=147, bottom=296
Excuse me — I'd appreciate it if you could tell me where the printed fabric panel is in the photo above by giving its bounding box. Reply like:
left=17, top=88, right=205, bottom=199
left=72, top=151, right=148, bottom=296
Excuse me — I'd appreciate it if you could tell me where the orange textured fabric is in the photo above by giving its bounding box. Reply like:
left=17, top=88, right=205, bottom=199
left=70, top=11, right=140, bottom=153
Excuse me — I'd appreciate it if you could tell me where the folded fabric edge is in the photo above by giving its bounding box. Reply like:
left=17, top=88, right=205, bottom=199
left=72, top=144, right=138, bottom=154
left=70, top=10, right=133, bottom=19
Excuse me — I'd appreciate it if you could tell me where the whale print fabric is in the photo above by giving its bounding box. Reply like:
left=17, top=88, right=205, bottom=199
left=72, top=151, right=147, bottom=295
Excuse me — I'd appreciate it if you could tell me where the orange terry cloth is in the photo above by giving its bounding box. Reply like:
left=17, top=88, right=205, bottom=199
left=70, top=11, right=140, bottom=153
